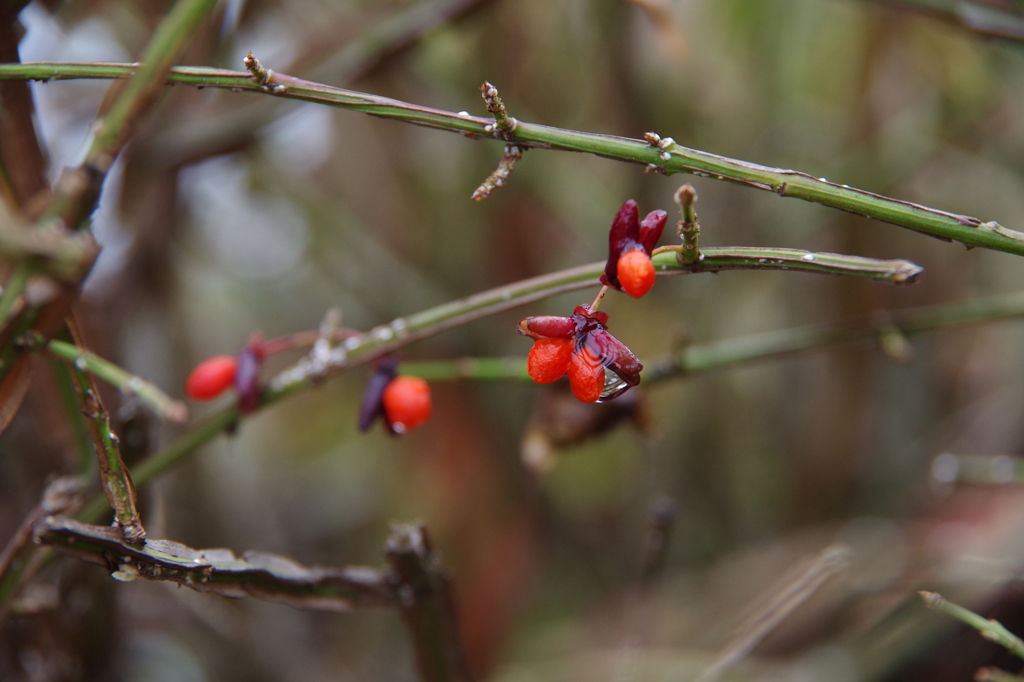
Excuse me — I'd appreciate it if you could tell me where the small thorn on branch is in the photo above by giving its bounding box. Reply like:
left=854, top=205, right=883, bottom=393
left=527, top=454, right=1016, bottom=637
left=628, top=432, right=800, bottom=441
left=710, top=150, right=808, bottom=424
left=471, top=144, right=524, bottom=201
left=674, top=184, right=702, bottom=266
left=243, top=52, right=286, bottom=94
left=644, top=131, right=676, bottom=162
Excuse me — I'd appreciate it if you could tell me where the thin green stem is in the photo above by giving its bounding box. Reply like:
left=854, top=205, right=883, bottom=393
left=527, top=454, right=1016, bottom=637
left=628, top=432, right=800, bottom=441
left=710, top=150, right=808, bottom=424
left=47, top=339, right=188, bottom=423
left=69, top=247, right=914, bottom=526
left=400, top=357, right=529, bottom=381
left=919, top=591, right=1024, bottom=659
left=589, top=285, right=610, bottom=313
left=66, top=361, right=146, bottom=544
left=0, top=62, right=1020, bottom=256
left=674, top=183, right=701, bottom=266
left=652, top=288, right=1024, bottom=378
left=397, top=288, right=1024, bottom=382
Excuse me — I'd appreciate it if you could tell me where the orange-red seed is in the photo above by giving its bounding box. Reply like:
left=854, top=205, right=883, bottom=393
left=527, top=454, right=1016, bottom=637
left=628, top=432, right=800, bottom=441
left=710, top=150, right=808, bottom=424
left=567, top=346, right=605, bottom=403
left=617, top=249, right=656, bottom=298
left=527, top=338, right=574, bottom=384
left=382, top=376, right=432, bottom=434
left=185, top=355, right=238, bottom=400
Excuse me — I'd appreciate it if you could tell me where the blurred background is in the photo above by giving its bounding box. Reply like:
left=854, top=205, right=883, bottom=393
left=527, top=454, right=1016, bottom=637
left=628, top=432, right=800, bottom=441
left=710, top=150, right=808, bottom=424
left=5, top=0, right=1024, bottom=680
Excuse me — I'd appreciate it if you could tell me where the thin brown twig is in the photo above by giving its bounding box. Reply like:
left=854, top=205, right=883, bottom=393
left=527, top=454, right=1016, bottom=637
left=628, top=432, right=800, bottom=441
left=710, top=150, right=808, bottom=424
left=0, top=477, right=83, bottom=622
left=35, top=516, right=396, bottom=611
left=64, top=322, right=145, bottom=544
left=385, top=524, right=474, bottom=682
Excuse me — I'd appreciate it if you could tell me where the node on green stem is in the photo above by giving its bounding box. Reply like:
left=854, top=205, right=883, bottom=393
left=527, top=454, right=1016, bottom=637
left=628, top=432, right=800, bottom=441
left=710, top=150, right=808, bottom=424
left=674, top=183, right=702, bottom=266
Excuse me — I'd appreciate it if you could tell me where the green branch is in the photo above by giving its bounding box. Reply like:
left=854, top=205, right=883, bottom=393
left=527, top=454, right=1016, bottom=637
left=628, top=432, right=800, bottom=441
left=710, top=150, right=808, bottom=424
left=0, top=61, right=1020, bottom=255
left=65, top=360, right=146, bottom=544
left=66, top=249, right=912, bottom=525
left=398, top=289, right=1024, bottom=382
left=919, top=591, right=1024, bottom=659
left=47, top=339, right=188, bottom=423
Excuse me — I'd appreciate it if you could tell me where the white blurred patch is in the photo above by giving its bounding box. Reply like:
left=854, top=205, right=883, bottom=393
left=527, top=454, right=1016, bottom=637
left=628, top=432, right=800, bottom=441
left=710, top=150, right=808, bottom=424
left=83, top=156, right=133, bottom=294
left=260, top=104, right=335, bottom=175
left=19, top=5, right=131, bottom=176
left=19, top=4, right=131, bottom=62
left=228, top=9, right=297, bottom=71
left=180, top=155, right=309, bottom=280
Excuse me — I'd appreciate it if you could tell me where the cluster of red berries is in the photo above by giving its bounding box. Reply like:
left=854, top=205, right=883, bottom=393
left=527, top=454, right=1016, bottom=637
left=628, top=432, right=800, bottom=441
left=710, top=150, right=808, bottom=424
left=185, top=341, right=432, bottom=435
left=518, top=199, right=665, bottom=403
left=518, top=305, right=641, bottom=403
left=186, top=198, right=661, bottom=426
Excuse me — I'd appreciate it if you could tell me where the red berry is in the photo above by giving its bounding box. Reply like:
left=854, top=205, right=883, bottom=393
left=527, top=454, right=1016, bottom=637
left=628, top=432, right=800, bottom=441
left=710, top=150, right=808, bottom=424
left=567, top=346, right=605, bottom=403
left=382, top=376, right=432, bottom=434
left=527, top=338, right=574, bottom=384
left=185, top=355, right=238, bottom=400
left=617, top=249, right=655, bottom=299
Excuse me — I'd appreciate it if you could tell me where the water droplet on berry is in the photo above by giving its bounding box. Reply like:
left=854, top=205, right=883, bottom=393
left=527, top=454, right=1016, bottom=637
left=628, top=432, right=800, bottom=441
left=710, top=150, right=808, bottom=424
left=597, top=372, right=630, bottom=402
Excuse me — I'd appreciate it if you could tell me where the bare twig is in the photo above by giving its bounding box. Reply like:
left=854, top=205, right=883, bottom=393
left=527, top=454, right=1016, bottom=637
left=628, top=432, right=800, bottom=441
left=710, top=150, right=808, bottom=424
left=471, top=144, right=524, bottom=200
left=0, top=477, right=84, bottom=622
left=63, top=329, right=145, bottom=544
left=385, top=524, right=473, bottom=682
left=35, top=516, right=395, bottom=611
